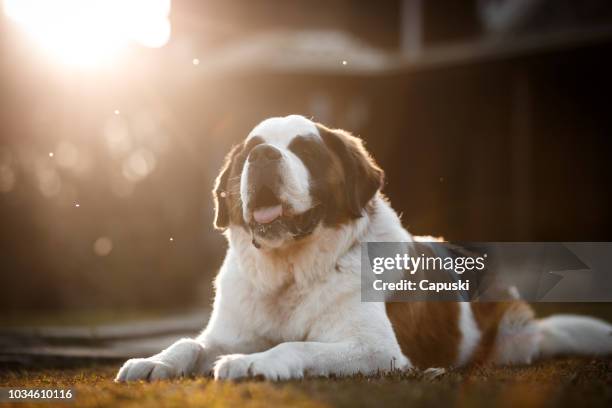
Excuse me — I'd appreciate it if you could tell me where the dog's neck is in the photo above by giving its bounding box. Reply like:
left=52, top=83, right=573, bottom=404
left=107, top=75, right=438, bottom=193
left=226, top=200, right=376, bottom=293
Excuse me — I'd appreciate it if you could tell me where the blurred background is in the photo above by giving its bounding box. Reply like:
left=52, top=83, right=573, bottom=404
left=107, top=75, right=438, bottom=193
left=2, top=0, right=612, bottom=317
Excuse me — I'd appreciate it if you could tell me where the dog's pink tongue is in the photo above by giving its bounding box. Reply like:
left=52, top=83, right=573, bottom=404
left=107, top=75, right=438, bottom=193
left=253, top=205, right=282, bottom=224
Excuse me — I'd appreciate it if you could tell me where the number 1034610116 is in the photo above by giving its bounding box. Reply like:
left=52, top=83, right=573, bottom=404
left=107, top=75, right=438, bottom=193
left=1, top=388, right=75, bottom=402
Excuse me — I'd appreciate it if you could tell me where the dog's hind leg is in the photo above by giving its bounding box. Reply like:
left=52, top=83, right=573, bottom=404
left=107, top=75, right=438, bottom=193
left=490, top=303, right=541, bottom=365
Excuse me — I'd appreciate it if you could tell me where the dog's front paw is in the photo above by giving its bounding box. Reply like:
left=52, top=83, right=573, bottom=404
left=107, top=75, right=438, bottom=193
left=214, top=352, right=304, bottom=381
left=115, top=358, right=177, bottom=382
left=213, top=354, right=252, bottom=380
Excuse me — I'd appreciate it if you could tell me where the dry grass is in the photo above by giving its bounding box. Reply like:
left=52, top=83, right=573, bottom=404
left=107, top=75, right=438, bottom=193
left=1, top=358, right=611, bottom=408
left=2, top=304, right=611, bottom=407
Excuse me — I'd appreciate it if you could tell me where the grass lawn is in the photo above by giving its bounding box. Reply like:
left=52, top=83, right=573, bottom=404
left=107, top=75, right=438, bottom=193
left=1, top=358, right=611, bottom=408
left=2, top=304, right=610, bottom=407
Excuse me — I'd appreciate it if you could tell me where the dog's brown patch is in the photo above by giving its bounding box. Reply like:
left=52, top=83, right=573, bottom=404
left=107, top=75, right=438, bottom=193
left=386, top=302, right=461, bottom=369
left=388, top=300, right=537, bottom=368
left=213, top=137, right=264, bottom=230
left=316, top=124, right=384, bottom=225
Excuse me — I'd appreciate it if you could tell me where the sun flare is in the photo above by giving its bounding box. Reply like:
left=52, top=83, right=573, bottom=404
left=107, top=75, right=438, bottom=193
left=3, top=0, right=171, bottom=67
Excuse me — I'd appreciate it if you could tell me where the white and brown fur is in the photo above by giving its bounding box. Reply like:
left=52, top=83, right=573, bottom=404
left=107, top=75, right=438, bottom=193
left=116, top=115, right=612, bottom=382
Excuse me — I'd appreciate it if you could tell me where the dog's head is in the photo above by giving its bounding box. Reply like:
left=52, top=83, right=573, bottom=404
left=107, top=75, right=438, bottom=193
left=213, top=115, right=383, bottom=249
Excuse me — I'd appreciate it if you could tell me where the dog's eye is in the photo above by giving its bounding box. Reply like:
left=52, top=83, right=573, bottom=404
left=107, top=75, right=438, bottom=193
left=288, top=136, right=319, bottom=158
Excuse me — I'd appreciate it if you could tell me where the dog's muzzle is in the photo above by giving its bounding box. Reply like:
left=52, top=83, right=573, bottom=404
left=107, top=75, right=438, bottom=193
left=246, top=143, right=322, bottom=248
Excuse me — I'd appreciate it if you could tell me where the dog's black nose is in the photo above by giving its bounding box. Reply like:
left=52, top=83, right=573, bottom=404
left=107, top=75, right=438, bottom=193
left=248, top=144, right=281, bottom=165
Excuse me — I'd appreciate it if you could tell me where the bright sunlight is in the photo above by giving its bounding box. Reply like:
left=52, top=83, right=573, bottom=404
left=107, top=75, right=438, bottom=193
left=3, top=0, right=171, bottom=67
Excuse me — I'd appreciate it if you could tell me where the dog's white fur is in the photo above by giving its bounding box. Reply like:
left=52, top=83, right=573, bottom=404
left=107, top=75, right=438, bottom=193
left=457, top=302, right=481, bottom=366
left=116, top=115, right=612, bottom=382
left=241, top=117, right=315, bottom=226
left=117, top=192, right=411, bottom=381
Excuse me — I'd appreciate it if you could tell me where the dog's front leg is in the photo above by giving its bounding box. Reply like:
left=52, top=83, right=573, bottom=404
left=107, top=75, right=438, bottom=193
left=214, top=341, right=409, bottom=381
left=115, top=338, right=220, bottom=382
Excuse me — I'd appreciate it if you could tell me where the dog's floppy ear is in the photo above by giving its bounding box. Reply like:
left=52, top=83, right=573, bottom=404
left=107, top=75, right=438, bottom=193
left=213, top=144, right=242, bottom=230
left=317, top=123, right=384, bottom=218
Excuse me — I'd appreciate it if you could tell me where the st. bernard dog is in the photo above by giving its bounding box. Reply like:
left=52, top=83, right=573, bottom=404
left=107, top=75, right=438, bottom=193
left=116, top=115, right=612, bottom=382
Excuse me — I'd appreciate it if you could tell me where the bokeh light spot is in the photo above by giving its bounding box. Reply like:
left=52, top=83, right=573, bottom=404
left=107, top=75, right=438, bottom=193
left=104, top=117, right=132, bottom=157
left=0, top=165, right=16, bottom=193
left=93, top=236, right=113, bottom=256
left=55, top=141, right=79, bottom=169
left=122, top=148, right=157, bottom=182
left=37, top=166, right=61, bottom=197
